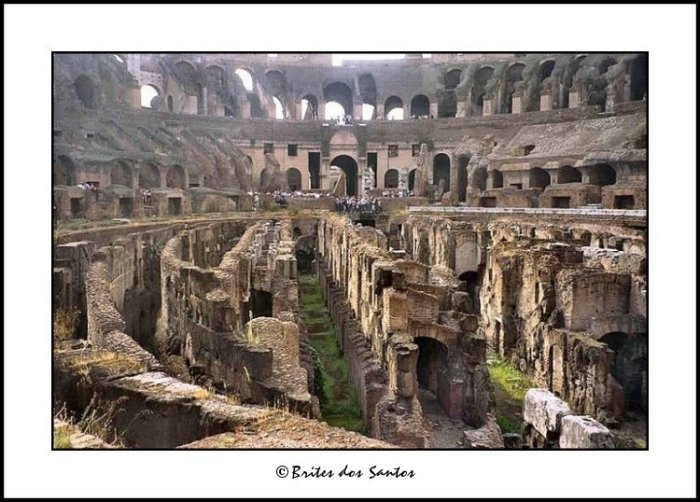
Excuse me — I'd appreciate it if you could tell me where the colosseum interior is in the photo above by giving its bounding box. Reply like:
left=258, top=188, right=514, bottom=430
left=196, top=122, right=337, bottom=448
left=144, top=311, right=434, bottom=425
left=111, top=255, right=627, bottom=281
left=51, top=52, right=648, bottom=450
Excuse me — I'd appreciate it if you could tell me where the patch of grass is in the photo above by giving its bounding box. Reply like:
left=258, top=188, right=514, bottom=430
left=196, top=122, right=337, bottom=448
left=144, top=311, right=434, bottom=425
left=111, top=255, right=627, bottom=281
left=300, top=274, right=366, bottom=435
left=487, top=354, right=532, bottom=403
left=53, top=426, right=72, bottom=449
left=487, top=353, right=533, bottom=436
left=496, top=414, right=520, bottom=434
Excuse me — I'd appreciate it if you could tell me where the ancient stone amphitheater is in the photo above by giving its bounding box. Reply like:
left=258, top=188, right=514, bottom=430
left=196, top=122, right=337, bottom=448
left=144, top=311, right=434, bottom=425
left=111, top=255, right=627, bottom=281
left=52, top=53, right=647, bottom=449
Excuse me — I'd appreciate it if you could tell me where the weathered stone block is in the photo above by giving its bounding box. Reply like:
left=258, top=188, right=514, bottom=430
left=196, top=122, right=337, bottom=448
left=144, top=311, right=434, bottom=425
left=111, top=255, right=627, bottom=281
left=559, top=415, right=614, bottom=449
left=523, top=388, right=571, bottom=438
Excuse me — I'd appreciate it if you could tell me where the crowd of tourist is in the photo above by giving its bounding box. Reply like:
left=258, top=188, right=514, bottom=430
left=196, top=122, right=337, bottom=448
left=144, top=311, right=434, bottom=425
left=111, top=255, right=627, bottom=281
left=77, top=182, right=98, bottom=192
left=334, top=196, right=382, bottom=213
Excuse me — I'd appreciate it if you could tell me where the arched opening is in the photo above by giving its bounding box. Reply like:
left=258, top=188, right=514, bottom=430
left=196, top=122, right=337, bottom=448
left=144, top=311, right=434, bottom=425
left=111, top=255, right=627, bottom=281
left=286, top=168, right=302, bottom=191
left=471, top=166, right=487, bottom=192
left=74, top=75, right=97, bottom=109
left=53, top=155, right=76, bottom=186
left=264, top=70, right=286, bottom=98
left=457, top=155, right=470, bottom=202
left=111, top=161, right=132, bottom=188
left=629, top=54, right=648, bottom=101
left=295, top=250, right=313, bottom=274
left=600, top=332, right=647, bottom=410
left=272, top=96, right=284, bottom=119
left=438, top=91, right=457, bottom=118
left=323, top=82, right=353, bottom=118
left=139, top=163, right=160, bottom=189
left=588, top=163, right=617, bottom=186
left=408, top=169, right=417, bottom=192
left=384, top=169, right=399, bottom=189
left=250, top=289, right=273, bottom=318
left=167, top=95, right=174, bottom=112
left=503, top=63, right=525, bottom=113
left=558, top=165, right=582, bottom=184
left=444, top=69, right=462, bottom=89
left=301, top=94, right=319, bottom=119
left=234, top=68, right=254, bottom=91
left=358, top=73, right=377, bottom=116
left=384, top=96, right=404, bottom=120
left=206, top=65, right=225, bottom=91
left=416, top=337, right=450, bottom=414
left=166, top=165, right=186, bottom=189
left=598, top=57, right=617, bottom=76
left=324, top=101, right=345, bottom=120
left=248, top=93, right=263, bottom=118
left=140, top=84, right=159, bottom=108
left=330, top=155, right=359, bottom=196
left=538, top=60, right=556, bottom=81
left=528, top=60, right=557, bottom=111
left=491, top=169, right=504, bottom=188
left=529, top=167, right=551, bottom=189
left=471, top=66, right=494, bottom=115
left=433, top=154, right=451, bottom=192
left=410, top=94, right=430, bottom=117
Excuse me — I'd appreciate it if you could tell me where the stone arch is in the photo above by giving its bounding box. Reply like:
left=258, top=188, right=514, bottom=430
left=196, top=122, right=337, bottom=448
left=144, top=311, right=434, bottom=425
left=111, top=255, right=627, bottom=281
left=324, top=82, right=353, bottom=118
left=503, top=63, right=525, bottom=113
left=74, top=75, right=97, bottom=109
left=529, top=167, right=551, bottom=189
left=139, top=162, right=160, bottom=188
left=384, top=168, right=399, bottom=189
left=558, top=165, right=582, bottom=184
left=384, top=95, right=404, bottom=120
left=301, top=94, right=319, bottom=119
left=433, top=153, right=451, bottom=191
left=588, top=163, right=617, bottom=186
left=53, top=155, right=76, bottom=186
left=470, top=166, right=487, bottom=192
left=358, top=73, right=377, bottom=110
left=111, top=160, right=133, bottom=188
left=410, top=94, right=430, bottom=117
left=444, top=68, right=462, bottom=89
left=330, top=155, right=358, bottom=196
left=408, top=169, right=417, bottom=192
left=471, top=66, right=494, bottom=114
left=166, top=164, right=186, bottom=189
left=264, top=69, right=286, bottom=98
left=286, top=167, right=302, bottom=191
left=205, top=65, right=226, bottom=93
left=234, top=68, right=255, bottom=91
left=491, top=169, right=504, bottom=188
left=140, top=84, right=160, bottom=109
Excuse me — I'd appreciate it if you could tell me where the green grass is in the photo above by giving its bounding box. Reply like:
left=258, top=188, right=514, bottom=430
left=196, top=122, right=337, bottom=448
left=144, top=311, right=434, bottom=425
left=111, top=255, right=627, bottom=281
left=299, top=274, right=366, bottom=434
left=53, top=427, right=71, bottom=449
left=487, top=354, right=533, bottom=438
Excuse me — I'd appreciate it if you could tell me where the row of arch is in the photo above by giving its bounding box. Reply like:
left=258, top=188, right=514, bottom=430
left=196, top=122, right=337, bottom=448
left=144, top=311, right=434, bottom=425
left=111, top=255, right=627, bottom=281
left=53, top=155, right=187, bottom=190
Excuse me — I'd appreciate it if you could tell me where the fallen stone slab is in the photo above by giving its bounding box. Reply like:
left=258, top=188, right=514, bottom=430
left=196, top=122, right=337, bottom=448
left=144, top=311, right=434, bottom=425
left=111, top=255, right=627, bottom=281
left=559, top=415, right=614, bottom=449
left=523, top=388, right=571, bottom=438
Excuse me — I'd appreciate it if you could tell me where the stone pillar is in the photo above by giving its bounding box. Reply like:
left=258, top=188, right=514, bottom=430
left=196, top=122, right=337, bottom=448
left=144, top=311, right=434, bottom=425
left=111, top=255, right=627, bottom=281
left=201, top=87, right=208, bottom=115
left=353, top=100, right=363, bottom=121
left=241, top=100, right=251, bottom=118
left=512, top=95, right=523, bottom=114
left=320, top=156, right=330, bottom=190
left=540, top=94, right=553, bottom=111
left=132, top=168, right=140, bottom=190
left=568, top=91, right=580, bottom=109
left=482, top=98, right=493, bottom=116
left=388, top=335, right=418, bottom=398
left=430, top=101, right=438, bottom=118
left=376, top=103, right=385, bottom=119
left=158, top=166, right=168, bottom=188
left=456, top=100, right=467, bottom=117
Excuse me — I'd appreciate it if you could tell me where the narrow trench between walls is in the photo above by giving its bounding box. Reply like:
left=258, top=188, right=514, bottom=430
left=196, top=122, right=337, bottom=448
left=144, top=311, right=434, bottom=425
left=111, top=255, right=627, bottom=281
left=298, top=273, right=367, bottom=434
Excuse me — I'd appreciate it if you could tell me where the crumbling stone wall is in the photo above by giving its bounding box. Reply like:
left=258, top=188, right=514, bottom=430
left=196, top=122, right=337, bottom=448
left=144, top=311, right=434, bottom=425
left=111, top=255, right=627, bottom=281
left=317, top=214, right=490, bottom=446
